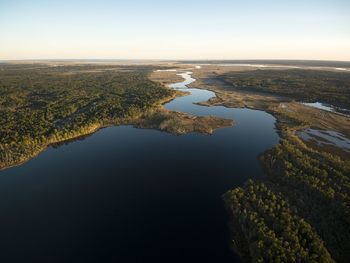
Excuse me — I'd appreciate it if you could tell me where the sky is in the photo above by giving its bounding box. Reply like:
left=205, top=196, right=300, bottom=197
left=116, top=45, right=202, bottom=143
left=0, top=0, right=349, bottom=60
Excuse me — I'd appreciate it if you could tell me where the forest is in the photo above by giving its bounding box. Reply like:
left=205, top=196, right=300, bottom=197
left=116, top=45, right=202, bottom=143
left=0, top=64, right=175, bottom=169
left=220, top=69, right=350, bottom=109
left=224, top=126, right=350, bottom=263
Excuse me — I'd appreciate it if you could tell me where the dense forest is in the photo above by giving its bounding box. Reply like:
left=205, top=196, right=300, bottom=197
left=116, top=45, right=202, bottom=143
left=0, top=64, right=175, bottom=169
left=224, top=132, right=350, bottom=262
left=220, top=69, right=350, bottom=109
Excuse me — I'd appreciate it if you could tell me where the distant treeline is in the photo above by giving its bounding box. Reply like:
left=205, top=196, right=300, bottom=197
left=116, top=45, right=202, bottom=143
left=180, top=60, right=350, bottom=68
left=220, top=69, right=350, bottom=109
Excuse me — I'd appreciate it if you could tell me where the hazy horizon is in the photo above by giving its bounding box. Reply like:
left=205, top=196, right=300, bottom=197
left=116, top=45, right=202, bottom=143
left=1, top=58, right=350, bottom=62
left=1, top=0, right=349, bottom=61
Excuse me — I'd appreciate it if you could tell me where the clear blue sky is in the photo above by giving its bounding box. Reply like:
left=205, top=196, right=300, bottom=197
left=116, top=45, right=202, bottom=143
left=1, top=0, right=349, bottom=60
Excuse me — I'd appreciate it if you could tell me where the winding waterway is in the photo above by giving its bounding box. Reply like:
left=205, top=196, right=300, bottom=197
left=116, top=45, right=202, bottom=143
left=0, top=71, right=279, bottom=263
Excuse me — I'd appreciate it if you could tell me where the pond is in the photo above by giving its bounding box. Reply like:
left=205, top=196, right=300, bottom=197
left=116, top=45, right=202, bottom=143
left=303, top=101, right=350, bottom=116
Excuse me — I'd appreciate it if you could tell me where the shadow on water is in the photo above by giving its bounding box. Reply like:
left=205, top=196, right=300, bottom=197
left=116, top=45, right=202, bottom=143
left=0, top=71, right=279, bottom=263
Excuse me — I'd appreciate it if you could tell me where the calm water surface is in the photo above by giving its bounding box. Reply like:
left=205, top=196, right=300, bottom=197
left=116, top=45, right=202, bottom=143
left=0, top=72, right=279, bottom=263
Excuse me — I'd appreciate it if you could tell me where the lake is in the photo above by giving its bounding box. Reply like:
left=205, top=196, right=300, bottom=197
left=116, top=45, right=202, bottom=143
left=0, top=71, right=279, bottom=262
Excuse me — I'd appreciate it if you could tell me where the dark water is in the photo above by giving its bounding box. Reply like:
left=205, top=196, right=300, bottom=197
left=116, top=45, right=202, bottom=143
left=0, top=72, right=279, bottom=263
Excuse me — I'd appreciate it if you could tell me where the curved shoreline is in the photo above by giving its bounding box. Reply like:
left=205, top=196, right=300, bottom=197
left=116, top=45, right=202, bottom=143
left=0, top=71, right=234, bottom=171
left=0, top=89, right=182, bottom=171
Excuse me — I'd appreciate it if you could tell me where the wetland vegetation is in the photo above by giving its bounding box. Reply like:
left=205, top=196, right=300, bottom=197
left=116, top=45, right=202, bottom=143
left=210, top=67, right=350, bottom=262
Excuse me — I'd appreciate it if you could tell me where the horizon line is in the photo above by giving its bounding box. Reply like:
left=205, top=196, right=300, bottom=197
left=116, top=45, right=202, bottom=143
left=1, top=58, right=350, bottom=63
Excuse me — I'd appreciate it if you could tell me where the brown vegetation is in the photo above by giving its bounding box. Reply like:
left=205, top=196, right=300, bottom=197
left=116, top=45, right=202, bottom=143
left=136, top=108, right=233, bottom=135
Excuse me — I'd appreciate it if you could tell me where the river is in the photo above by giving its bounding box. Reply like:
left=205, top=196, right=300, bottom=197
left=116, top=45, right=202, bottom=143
left=0, top=71, right=279, bottom=262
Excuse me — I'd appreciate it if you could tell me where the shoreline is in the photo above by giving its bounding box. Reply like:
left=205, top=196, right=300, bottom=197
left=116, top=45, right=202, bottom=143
left=0, top=71, right=234, bottom=171
left=153, top=64, right=350, bottom=262
left=0, top=88, right=182, bottom=171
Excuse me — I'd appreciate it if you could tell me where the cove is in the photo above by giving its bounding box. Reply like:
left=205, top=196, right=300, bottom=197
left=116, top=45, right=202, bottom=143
left=0, top=71, right=279, bottom=263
